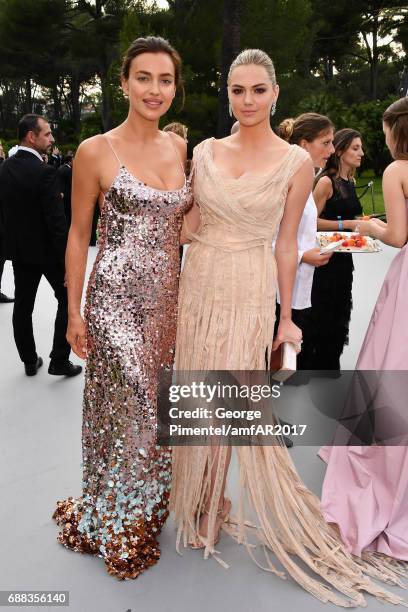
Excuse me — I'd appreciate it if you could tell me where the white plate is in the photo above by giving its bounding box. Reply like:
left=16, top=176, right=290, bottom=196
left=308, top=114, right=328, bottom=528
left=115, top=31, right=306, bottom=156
left=319, top=239, right=344, bottom=254
left=317, top=231, right=381, bottom=253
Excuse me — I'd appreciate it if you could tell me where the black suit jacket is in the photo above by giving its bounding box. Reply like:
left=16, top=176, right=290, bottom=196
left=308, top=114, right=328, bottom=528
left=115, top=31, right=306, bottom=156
left=0, top=150, right=68, bottom=265
left=57, top=163, right=72, bottom=227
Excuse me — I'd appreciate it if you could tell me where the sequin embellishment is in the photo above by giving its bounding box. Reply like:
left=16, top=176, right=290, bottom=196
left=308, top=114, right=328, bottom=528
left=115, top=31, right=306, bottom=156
left=53, top=166, right=192, bottom=579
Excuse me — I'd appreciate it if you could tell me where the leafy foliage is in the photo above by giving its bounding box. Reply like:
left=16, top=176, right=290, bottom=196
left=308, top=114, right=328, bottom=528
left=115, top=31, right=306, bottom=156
left=0, top=0, right=405, bottom=169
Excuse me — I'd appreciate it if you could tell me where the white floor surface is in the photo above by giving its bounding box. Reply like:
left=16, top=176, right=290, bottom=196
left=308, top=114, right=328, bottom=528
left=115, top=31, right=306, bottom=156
left=0, top=244, right=405, bottom=612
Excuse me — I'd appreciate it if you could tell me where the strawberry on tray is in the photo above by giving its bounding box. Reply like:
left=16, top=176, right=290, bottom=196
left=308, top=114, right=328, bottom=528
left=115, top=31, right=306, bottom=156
left=317, top=231, right=381, bottom=253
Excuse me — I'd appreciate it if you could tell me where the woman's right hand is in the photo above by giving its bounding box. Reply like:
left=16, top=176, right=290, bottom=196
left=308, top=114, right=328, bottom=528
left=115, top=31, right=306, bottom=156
left=302, top=247, right=332, bottom=267
left=67, top=313, right=87, bottom=359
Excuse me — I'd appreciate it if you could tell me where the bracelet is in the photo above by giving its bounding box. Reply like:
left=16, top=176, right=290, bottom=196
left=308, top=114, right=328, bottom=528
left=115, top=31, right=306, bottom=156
left=337, top=216, right=343, bottom=231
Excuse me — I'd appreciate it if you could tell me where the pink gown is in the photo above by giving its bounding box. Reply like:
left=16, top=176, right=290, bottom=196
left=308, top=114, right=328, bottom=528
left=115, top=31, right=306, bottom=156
left=320, top=200, right=408, bottom=560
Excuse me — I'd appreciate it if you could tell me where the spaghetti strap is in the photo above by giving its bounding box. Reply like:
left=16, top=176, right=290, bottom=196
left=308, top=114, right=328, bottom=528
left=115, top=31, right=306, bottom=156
left=166, top=132, right=186, bottom=176
left=104, top=136, right=122, bottom=168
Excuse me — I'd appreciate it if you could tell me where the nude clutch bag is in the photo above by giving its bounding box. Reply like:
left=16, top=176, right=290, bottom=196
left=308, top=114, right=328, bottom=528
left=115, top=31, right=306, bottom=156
left=270, top=342, right=297, bottom=382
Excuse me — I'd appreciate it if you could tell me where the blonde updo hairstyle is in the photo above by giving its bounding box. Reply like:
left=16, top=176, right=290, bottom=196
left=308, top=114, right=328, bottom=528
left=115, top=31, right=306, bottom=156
left=228, top=48, right=277, bottom=86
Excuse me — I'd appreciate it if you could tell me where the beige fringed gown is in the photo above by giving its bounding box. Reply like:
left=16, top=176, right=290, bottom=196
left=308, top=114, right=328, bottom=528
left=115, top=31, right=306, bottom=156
left=170, top=138, right=406, bottom=607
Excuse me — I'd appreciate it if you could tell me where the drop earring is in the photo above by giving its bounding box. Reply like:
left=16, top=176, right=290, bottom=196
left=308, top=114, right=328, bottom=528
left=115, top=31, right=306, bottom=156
left=271, top=101, right=276, bottom=116
left=229, top=103, right=233, bottom=118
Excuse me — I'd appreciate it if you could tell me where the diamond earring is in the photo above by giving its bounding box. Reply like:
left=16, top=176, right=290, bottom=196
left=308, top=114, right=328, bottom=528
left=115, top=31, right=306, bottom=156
left=271, top=102, right=276, bottom=116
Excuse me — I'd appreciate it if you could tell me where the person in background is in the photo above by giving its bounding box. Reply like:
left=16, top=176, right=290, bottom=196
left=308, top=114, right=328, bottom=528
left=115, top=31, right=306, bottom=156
left=0, top=114, right=82, bottom=377
left=163, top=121, right=190, bottom=174
left=0, top=140, right=14, bottom=303
left=57, top=152, right=74, bottom=227
left=230, top=120, right=240, bottom=134
left=163, top=121, right=188, bottom=141
left=276, top=113, right=334, bottom=369
left=320, top=97, right=408, bottom=562
left=311, top=129, right=364, bottom=370
left=49, top=145, right=62, bottom=168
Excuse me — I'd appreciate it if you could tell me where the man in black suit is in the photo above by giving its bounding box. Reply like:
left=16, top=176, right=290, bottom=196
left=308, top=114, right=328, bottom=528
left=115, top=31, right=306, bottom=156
left=0, top=142, right=14, bottom=303
left=0, top=114, right=82, bottom=377
left=56, top=152, right=73, bottom=227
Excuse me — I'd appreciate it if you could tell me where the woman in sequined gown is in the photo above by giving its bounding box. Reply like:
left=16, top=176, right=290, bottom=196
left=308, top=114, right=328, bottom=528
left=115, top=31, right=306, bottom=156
left=171, top=50, right=406, bottom=606
left=53, top=37, right=191, bottom=579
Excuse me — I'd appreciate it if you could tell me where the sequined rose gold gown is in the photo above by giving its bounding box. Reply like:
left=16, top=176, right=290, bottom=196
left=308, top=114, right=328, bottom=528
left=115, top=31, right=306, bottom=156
left=53, top=139, right=191, bottom=579
left=170, top=138, right=406, bottom=606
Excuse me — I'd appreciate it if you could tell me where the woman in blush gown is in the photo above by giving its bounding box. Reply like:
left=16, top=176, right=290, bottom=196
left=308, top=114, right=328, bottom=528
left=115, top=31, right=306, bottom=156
left=171, top=50, right=406, bottom=606
left=320, top=97, right=408, bottom=563
left=53, top=37, right=191, bottom=579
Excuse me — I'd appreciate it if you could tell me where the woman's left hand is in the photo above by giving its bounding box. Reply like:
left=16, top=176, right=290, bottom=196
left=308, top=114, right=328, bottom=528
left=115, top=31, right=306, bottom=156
left=272, top=318, right=302, bottom=353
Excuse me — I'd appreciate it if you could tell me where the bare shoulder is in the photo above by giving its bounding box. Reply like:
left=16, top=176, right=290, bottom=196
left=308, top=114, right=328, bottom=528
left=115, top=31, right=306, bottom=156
left=212, top=135, right=235, bottom=152
left=217, top=135, right=234, bottom=145
left=315, top=174, right=333, bottom=192
left=292, top=143, right=309, bottom=160
left=293, top=147, right=313, bottom=171
left=75, top=134, right=107, bottom=163
left=166, top=130, right=187, bottom=162
left=193, top=137, right=213, bottom=156
left=383, top=160, right=407, bottom=180
left=290, top=146, right=313, bottom=173
left=288, top=150, right=313, bottom=190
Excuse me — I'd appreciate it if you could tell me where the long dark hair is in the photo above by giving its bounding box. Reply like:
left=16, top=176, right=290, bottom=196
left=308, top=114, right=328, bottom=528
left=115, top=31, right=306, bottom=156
left=318, top=128, right=362, bottom=183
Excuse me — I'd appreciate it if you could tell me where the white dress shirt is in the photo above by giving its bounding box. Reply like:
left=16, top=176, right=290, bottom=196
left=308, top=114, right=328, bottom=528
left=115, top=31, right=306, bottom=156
left=7, top=144, right=20, bottom=157
left=275, top=192, right=317, bottom=310
left=18, top=146, right=44, bottom=162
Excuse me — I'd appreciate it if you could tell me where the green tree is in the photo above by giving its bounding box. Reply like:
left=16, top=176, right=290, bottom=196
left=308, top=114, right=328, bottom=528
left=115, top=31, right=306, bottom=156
left=241, top=0, right=312, bottom=75
left=346, top=97, right=395, bottom=174
left=0, top=0, right=97, bottom=139
left=72, top=0, right=142, bottom=131
left=305, top=0, right=407, bottom=100
left=356, top=1, right=408, bottom=99
left=0, top=0, right=68, bottom=113
left=295, top=92, right=349, bottom=129
left=217, top=0, right=242, bottom=137
left=164, top=0, right=223, bottom=140
left=307, top=0, right=361, bottom=82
